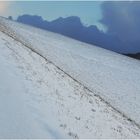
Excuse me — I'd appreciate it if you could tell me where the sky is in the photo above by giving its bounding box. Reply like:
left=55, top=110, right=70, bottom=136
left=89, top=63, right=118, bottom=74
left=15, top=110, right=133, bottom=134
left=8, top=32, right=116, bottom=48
left=0, top=1, right=104, bottom=30
left=0, top=1, right=140, bottom=53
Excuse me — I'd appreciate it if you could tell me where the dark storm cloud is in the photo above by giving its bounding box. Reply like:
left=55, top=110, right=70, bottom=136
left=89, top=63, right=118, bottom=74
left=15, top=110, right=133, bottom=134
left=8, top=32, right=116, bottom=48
left=101, top=1, right=140, bottom=42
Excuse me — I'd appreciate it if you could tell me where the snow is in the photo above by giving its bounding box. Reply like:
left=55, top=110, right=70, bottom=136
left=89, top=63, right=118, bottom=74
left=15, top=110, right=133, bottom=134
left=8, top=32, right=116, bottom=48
left=0, top=17, right=140, bottom=138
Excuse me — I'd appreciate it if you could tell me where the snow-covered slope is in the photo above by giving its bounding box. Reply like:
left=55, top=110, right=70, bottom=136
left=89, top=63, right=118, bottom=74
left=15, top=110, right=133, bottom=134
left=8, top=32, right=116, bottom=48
left=0, top=17, right=140, bottom=138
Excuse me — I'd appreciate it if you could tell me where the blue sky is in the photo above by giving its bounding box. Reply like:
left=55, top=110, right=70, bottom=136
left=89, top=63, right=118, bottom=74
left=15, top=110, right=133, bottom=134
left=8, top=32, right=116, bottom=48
left=0, top=1, right=104, bottom=30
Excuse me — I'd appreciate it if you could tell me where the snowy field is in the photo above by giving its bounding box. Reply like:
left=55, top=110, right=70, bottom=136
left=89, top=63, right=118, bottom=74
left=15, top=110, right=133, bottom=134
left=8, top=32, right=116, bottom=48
left=0, top=17, right=140, bottom=138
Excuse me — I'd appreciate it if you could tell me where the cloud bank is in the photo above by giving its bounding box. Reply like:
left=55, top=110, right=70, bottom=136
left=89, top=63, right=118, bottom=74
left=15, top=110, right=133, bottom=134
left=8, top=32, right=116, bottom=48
left=100, top=1, right=140, bottom=52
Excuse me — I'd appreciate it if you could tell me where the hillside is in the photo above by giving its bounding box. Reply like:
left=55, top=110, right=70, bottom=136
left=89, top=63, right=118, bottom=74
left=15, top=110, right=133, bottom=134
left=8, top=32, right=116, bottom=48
left=125, top=53, right=140, bottom=60
left=0, top=17, right=140, bottom=138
